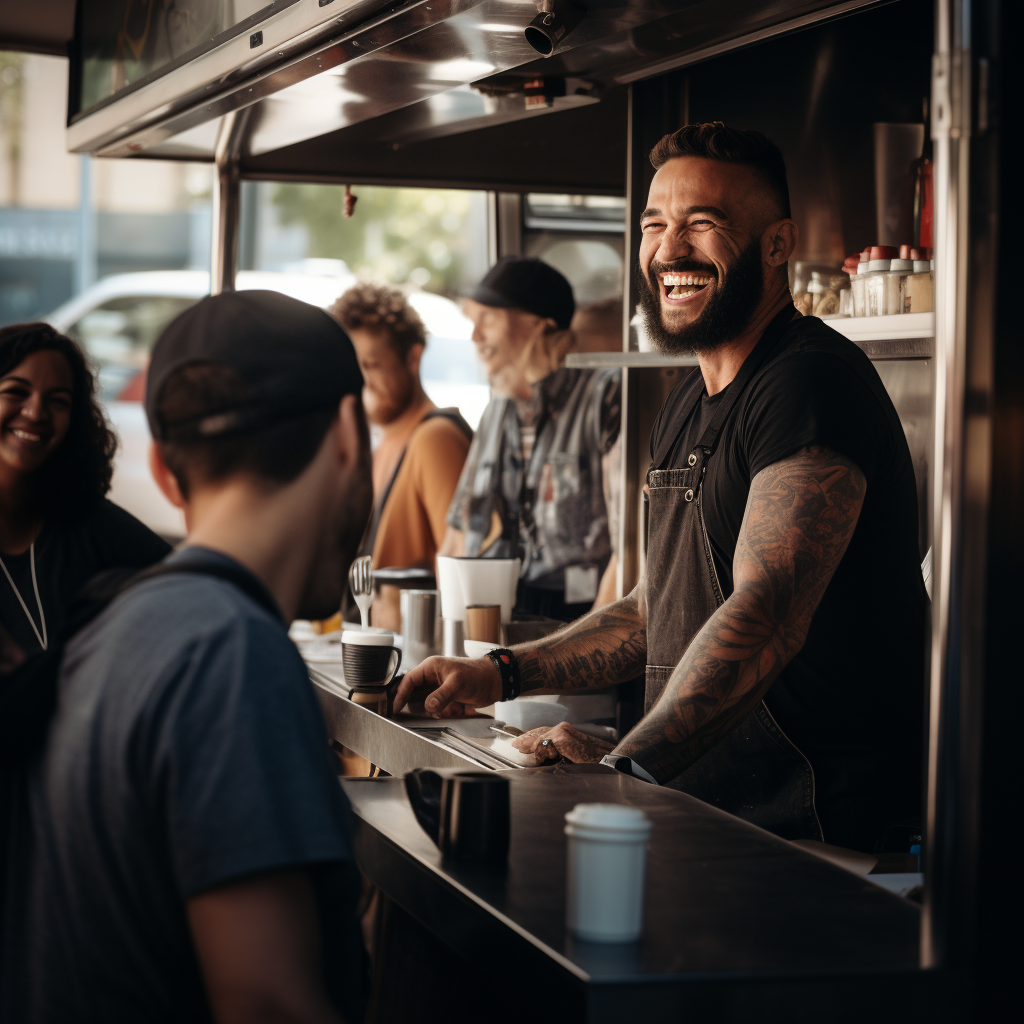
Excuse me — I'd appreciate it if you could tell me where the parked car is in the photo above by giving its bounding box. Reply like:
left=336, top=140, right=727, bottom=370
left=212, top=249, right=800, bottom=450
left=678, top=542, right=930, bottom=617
left=47, top=270, right=489, bottom=539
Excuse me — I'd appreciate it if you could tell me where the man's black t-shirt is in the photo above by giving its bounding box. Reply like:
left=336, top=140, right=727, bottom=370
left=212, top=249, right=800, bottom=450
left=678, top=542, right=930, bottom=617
left=650, top=314, right=928, bottom=848
left=0, top=499, right=171, bottom=655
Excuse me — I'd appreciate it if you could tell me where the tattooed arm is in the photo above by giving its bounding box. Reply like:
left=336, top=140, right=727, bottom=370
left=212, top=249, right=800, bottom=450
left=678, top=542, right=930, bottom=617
left=614, top=445, right=866, bottom=782
left=516, top=584, right=647, bottom=693
left=392, top=584, right=647, bottom=718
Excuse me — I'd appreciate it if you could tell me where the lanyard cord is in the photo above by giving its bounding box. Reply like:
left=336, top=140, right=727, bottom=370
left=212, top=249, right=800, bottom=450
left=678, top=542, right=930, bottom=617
left=0, top=542, right=48, bottom=650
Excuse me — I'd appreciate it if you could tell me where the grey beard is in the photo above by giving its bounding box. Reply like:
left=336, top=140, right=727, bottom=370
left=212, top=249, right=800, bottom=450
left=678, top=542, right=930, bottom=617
left=638, top=244, right=765, bottom=355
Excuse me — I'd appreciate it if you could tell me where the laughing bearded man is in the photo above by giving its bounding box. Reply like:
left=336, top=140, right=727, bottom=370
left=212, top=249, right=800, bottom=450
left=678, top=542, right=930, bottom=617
left=395, top=122, right=928, bottom=854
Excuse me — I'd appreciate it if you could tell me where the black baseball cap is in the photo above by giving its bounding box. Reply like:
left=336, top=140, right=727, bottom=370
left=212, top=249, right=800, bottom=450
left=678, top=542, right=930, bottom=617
left=468, top=256, right=575, bottom=330
left=145, top=289, right=363, bottom=442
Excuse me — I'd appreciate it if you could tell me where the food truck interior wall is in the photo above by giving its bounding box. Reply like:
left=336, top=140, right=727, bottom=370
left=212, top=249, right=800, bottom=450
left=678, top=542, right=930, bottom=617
left=613, top=0, right=936, bottom=594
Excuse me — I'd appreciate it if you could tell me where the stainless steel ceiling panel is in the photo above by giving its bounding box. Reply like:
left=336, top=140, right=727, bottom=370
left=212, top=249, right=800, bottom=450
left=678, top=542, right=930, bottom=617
left=472, top=0, right=887, bottom=82
left=68, top=0, right=883, bottom=161
left=245, top=1, right=545, bottom=155
left=67, top=0, right=391, bottom=155
left=357, top=81, right=600, bottom=145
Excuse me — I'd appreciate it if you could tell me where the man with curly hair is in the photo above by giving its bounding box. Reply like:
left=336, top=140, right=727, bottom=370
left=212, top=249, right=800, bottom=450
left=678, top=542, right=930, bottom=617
left=331, top=283, right=471, bottom=630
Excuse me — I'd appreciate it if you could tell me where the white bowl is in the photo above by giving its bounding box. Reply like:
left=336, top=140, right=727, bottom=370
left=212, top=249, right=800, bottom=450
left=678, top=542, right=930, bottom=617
left=463, top=639, right=500, bottom=659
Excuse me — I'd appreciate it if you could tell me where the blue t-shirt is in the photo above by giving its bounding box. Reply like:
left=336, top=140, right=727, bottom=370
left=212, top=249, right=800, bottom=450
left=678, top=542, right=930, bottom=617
left=20, top=548, right=366, bottom=1023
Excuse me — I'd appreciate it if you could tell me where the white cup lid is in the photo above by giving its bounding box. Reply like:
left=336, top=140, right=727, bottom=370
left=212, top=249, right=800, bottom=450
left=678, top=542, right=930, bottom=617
left=341, top=628, right=396, bottom=646
left=564, top=802, right=651, bottom=834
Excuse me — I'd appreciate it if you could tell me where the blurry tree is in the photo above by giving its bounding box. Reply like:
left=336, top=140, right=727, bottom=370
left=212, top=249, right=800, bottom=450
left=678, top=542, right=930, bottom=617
left=0, top=53, right=25, bottom=205
left=271, top=184, right=473, bottom=296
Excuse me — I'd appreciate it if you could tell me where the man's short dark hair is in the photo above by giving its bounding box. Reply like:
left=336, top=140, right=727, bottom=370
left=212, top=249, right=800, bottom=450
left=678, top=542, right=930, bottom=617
left=330, top=282, right=426, bottom=360
left=157, top=363, right=338, bottom=498
left=649, top=122, right=791, bottom=219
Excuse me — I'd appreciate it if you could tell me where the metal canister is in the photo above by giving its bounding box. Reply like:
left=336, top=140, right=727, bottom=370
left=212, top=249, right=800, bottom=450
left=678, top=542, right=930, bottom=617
left=400, top=588, right=442, bottom=667
left=442, top=618, right=465, bottom=658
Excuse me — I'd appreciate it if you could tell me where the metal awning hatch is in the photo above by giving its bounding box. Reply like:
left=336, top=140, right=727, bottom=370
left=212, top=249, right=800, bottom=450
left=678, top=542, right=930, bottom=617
left=59, top=0, right=881, bottom=193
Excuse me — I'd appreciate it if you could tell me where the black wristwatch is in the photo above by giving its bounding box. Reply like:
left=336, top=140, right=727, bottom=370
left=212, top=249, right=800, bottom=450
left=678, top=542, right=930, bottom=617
left=600, top=754, right=659, bottom=785
left=485, top=648, right=521, bottom=702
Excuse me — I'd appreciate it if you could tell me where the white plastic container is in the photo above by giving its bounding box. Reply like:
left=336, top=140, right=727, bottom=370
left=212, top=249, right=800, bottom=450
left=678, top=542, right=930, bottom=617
left=436, top=555, right=467, bottom=620
left=863, top=270, right=887, bottom=316
left=884, top=258, right=914, bottom=314
left=564, top=803, right=651, bottom=942
left=453, top=557, right=520, bottom=624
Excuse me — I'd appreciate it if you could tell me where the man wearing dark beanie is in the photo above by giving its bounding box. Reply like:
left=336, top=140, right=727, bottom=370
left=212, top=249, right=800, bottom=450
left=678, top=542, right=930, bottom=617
left=16, top=291, right=372, bottom=1023
left=441, top=256, right=622, bottom=621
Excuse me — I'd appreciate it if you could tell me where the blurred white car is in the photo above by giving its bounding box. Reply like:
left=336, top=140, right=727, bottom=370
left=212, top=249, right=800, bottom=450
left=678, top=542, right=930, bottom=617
left=47, top=270, right=489, bottom=539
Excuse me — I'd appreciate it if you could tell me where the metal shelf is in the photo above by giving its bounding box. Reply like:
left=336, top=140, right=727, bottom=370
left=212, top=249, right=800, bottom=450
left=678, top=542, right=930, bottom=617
left=566, top=352, right=699, bottom=369
left=567, top=313, right=936, bottom=369
left=824, top=312, right=934, bottom=341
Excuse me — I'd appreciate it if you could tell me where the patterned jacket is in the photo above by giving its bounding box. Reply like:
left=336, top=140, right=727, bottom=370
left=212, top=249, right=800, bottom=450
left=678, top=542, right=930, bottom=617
left=446, top=368, right=621, bottom=589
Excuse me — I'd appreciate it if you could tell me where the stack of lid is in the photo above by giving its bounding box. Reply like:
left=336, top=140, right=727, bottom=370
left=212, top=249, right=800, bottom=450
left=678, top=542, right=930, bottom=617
left=844, top=245, right=933, bottom=275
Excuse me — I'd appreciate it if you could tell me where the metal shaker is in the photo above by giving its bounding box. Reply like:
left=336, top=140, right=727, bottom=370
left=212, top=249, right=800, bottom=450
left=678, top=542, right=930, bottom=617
left=400, top=588, right=442, bottom=668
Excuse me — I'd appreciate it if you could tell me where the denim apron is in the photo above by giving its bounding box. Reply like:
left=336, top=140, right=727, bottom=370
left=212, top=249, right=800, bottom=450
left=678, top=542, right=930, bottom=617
left=644, top=306, right=823, bottom=841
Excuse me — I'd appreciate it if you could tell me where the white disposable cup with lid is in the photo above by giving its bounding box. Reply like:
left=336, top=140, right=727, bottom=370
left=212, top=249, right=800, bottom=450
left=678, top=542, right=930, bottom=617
left=564, top=803, right=651, bottom=942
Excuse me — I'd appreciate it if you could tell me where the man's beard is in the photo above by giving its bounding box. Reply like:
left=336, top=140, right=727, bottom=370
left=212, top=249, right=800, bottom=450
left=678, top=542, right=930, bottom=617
left=367, top=371, right=415, bottom=426
left=638, top=241, right=765, bottom=355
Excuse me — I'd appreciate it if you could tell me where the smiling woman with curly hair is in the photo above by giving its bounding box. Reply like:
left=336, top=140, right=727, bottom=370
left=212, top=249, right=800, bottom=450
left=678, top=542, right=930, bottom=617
left=0, top=323, right=170, bottom=657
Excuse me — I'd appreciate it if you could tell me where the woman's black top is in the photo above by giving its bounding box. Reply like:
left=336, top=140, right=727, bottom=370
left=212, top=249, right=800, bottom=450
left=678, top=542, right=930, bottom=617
left=0, top=500, right=172, bottom=656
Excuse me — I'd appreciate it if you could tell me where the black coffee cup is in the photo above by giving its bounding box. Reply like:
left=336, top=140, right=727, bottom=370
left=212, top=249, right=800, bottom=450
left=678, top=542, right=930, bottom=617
left=405, top=769, right=510, bottom=863
left=341, top=630, right=402, bottom=688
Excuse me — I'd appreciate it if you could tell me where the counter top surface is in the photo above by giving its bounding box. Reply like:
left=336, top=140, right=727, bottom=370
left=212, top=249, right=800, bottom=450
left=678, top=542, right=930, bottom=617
left=343, top=765, right=920, bottom=983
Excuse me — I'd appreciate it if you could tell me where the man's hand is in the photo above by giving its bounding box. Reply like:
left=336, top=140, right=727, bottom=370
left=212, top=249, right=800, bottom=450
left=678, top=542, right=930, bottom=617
left=512, top=722, right=615, bottom=763
left=392, top=656, right=502, bottom=718
left=187, top=869, right=343, bottom=1024
left=394, top=587, right=648, bottom=717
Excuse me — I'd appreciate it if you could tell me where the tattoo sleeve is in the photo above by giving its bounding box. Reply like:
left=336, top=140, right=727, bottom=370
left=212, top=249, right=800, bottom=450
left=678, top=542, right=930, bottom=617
left=615, top=445, right=867, bottom=781
left=514, top=581, right=648, bottom=694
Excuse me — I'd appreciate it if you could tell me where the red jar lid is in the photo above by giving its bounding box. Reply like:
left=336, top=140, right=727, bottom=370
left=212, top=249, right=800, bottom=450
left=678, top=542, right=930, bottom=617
left=899, top=244, right=913, bottom=259
left=869, top=245, right=899, bottom=260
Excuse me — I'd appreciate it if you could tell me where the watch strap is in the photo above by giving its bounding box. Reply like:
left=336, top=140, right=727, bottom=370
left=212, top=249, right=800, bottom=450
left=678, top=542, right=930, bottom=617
left=485, top=648, right=521, bottom=702
left=600, top=753, right=659, bottom=786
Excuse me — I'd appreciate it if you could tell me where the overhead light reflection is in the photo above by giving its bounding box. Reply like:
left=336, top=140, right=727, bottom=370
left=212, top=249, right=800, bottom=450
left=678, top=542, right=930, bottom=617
left=428, top=58, right=497, bottom=81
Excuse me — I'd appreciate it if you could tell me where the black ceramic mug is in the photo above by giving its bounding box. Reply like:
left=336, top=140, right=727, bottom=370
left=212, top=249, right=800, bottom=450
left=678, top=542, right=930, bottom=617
left=405, top=769, right=510, bottom=863
left=341, top=629, right=402, bottom=688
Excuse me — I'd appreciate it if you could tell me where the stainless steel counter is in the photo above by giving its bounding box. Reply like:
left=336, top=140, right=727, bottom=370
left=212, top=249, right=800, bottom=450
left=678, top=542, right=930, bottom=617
left=309, top=664, right=526, bottom=775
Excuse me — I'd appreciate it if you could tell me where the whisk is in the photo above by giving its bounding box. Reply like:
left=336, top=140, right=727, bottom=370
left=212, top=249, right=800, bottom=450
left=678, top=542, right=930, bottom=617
left=348, top=555, right=373, bottom=628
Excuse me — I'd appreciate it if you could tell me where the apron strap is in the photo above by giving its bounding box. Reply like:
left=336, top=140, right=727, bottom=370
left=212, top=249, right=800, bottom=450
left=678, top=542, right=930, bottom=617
left=695, top=303, right=796, bottom=456
left=651, top=370, right=707, bottom=470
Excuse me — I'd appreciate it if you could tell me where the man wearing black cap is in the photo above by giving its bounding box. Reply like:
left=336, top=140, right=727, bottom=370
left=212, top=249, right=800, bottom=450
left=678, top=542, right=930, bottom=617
left=441, top=256, right=621, bottom=621
left=17, top=291, right=371, bottom=1023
